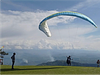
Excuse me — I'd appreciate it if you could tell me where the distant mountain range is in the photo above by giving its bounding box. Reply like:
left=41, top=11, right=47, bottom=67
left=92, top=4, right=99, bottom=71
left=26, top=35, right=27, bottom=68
left=3, top=49, right=100, bottom=66
left=37, top=60, right=97, bottom=67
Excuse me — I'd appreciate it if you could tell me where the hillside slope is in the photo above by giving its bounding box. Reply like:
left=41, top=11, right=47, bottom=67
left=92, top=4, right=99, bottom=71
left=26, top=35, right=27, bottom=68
left=37, top=60, right=97, bottom=67
left=1, top=65, right=100, bottom=74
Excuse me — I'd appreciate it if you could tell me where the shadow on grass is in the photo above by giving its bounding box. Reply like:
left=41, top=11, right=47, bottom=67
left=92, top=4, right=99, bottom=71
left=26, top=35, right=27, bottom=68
left=1, top=67, right=64, bottom=71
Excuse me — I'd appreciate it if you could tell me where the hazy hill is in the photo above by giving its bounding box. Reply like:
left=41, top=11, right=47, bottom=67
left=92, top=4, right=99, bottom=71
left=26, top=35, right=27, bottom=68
left=37, top=60, right=97, bottom=67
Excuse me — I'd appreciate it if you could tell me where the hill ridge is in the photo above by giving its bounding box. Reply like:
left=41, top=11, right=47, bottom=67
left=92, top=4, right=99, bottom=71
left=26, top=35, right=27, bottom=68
left=37, top=60, right=97, bottom=67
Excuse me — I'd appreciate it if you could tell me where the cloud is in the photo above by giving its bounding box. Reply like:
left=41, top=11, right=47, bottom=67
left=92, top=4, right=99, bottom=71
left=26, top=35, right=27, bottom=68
left=0, top=9, right=99, bottom=50
left=22, top=59, right=28, bottom=64
left=1, top=0, right=33, bottom=11
left=1, top=10, right=75, bottom=39
left=48, top=53, right=55, bottom=61
left=68, top=0, right=100, bottom=11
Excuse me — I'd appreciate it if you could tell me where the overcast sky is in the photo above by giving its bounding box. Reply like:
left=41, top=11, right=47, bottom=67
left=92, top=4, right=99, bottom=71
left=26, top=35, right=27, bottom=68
left=0, top=0, right=100, bottom=50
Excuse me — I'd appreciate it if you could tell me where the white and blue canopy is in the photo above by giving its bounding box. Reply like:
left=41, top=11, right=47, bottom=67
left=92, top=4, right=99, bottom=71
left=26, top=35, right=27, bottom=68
left=39, top=11, right=97, bottom=37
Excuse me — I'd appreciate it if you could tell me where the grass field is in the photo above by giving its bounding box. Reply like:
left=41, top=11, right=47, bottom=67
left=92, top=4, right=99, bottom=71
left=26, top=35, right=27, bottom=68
left=1, top=65, right=100, bottom=74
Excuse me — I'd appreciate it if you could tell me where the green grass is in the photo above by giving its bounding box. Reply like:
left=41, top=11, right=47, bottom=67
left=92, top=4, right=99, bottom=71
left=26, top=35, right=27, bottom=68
left=1, top=65, right=100, bottom=74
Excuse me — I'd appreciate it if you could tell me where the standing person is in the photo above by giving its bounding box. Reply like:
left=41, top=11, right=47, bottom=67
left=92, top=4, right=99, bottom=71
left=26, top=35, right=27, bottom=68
left=0, top=59, right=3, bottom=65
left=11, top=53, right=16, bottom=69
left=97, top=60, right=100, bottom=67
left=66, top=56, right=72, bottom=66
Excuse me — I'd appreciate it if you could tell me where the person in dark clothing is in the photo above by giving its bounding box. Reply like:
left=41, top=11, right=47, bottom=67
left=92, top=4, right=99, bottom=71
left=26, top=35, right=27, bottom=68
left=66, top=56, right=72, bottom=66
left=97, top=60, right=100, bottom=67
left=11, top=53, right=16, bottom=69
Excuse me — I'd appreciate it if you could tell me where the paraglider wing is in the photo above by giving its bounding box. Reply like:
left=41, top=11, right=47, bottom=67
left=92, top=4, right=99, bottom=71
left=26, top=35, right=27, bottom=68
left=39, top=21, right=51, bottom=37
left=39, top=11, right=97, bottom=37
left=1, top=46, right=4, bottom=49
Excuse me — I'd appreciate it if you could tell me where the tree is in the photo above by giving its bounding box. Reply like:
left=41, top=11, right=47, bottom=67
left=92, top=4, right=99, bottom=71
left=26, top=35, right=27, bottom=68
left=0, top=49, right=8, bottom=58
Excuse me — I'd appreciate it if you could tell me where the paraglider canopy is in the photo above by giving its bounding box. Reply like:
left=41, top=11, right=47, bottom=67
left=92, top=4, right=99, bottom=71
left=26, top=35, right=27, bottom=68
left=1, top=46, right=4, bottom=49
left=39, top=11, right=97, bottom=37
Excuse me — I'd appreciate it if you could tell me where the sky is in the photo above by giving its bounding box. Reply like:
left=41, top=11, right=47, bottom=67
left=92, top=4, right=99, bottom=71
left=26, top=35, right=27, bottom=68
left=0, top=0, right=100, bottom=51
